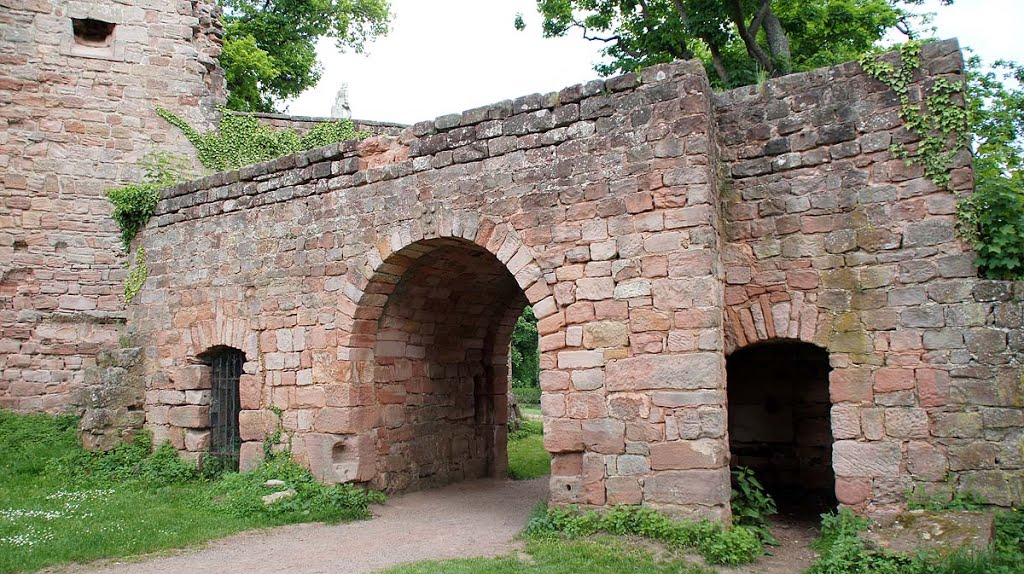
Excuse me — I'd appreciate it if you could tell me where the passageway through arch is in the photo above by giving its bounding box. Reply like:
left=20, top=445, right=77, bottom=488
left=360, top=237, right=536, bottom=492
left=727, top=340, right=836, bottom=514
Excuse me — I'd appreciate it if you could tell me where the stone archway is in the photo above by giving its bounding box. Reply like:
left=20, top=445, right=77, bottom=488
left=323, top=214, right=557, bottom=492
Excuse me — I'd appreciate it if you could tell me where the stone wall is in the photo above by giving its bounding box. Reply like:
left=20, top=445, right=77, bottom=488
left=120, top=39, right=1021, bottom=516
left=0, top=2, right=404, bottom=418
left=714, top=39, right=1023, bottom=511
left=133, top=59, right=735, bottom=519
left=0, top=0, right=225, bottom=412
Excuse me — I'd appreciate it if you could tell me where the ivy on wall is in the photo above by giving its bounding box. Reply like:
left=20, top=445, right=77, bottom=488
left=105, top=112, right=371, bottom=303
left=124, top=247, right=148, bottom=304
left=156, top=109, right=368, bottom=173
left=860, top=42, right=1024, bottom=280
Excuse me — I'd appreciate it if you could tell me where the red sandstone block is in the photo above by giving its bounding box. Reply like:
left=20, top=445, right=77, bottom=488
left=629, top=308, right=672, bottom=332
left=606, top=353, right=721, bottom=392
left=545, top=419, right=585, bottom=453
left=582, top=418, right=625, bottom=454
left=594, top=299, right=629, bottom=320
left=239, top=441, right=264, bottom=472
left=916, top=368, right=949, bottom=407
left=167, top=405, right=209, bottom=429
left=185, top=429, right=210, bottom=452
left=834, top=477, right=871, bottom=505
left=540, top=370, right=570, bottom=391
left=314, top=406, right=373, bottom=434
left=829, top=369, right=873, bottom=403
left=551, top=453, right=583, bottom=475
left=650, top=439, right=726, bottom=470
left=566, top=392, right=609, bottom=419
left=644, top=468, right=730, bottom=505
left=874, top=367, right=915, bottom=393
left=565, top=302, right=596, bottom=324
left=238, top=409, right=278, bottom=440
left=787, top=270, right=819, bottom=290
left=606, top=476, right=643, bottom=505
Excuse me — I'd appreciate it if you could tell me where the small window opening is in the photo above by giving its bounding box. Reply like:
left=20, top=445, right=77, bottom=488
left=199, top=346, right=245, bottom=470
left=72, top=18, right=116, bottom=47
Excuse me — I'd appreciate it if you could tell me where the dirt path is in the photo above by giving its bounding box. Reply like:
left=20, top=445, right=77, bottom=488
left=61, top=478, right=548, bottom=574
left=57, top=478, right=819, bottom=574
left=723, top=515, right=819, bottom=574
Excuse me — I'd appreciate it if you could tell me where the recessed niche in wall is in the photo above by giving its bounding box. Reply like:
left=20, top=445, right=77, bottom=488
left=68, top=18, right=117, bottom=58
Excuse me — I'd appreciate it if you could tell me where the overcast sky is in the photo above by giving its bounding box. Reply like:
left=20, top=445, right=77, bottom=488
left=285, top=0, right=1023, bottom=125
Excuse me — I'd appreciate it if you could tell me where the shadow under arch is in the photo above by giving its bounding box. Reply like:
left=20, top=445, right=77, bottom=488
left=338, top=235, right=549, bottom=493
left=726, top=338, right=837, bottom=515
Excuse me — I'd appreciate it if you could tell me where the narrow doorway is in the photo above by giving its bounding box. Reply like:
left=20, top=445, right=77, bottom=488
left=727, top=340, right=835, bottom=514
left=202, top=346, right=244, bottom=469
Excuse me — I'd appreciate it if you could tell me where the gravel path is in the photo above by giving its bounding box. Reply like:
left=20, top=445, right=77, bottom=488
left=61, top=478, right=548, bottom=574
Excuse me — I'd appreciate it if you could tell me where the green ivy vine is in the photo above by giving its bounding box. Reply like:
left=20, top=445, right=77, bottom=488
left=860, top=42, right=1024, bottom=280
left=156, top=108, right=369, bottom=173
left=858, top=41, right=969, bottom=190
left=105, top=112, right=372, bottom=304
left=107, top=183, right=161, bottom=252
left=124, top=247, right=148, bottom=303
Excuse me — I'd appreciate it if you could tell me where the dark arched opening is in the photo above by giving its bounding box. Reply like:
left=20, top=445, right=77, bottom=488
left=727, top=340, right=835, bottom=514
left=198, top=346, right=245, bottom=469
left=366, top=237, right=530, bottom=492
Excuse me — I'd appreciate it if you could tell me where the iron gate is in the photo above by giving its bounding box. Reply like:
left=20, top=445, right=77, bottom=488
left=208, top=347, right=244, bottom=468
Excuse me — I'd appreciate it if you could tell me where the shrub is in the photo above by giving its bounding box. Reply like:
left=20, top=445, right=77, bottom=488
left=512, top=386, right=541, bottom=405
left=525, top=504, right=763, bottom=566
left=730, top=466, right=778, bottom=545
left=208, top=452, right=384, bottom=523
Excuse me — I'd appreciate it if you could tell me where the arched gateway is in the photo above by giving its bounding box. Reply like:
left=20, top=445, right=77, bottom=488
left=131, top=41, right=1024, bottom=520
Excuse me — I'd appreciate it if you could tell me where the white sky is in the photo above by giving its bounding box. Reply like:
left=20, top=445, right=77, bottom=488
left=285, top=0, right=1024, bottom=125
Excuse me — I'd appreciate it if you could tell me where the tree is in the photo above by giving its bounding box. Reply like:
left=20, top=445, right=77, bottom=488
left=525, top=0, right=949, bottom=89
left=220, top=0, right=391, bottom=112
left=957, top=58, right=1024, bottom=280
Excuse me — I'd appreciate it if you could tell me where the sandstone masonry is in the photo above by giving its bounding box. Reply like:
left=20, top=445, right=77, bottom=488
left=0, top=1, right=402, bottom=418
left=124, top=39, right=1023, bottom=517
left=0, top=0, right=225, bottom=412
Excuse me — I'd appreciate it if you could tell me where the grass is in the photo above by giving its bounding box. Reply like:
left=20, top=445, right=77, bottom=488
left=520, top=404, right=541, bottom=419
left=507, top=419, right=550, bottom=480
left=0, top=411, right=380, bottom=574
left=381, top=537, right=714, bottom=574
left=808, top=506, right=1024, bottom=574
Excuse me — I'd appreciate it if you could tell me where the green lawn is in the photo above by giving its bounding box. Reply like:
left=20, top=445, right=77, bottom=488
left=0, top=411, right=379, bottom=574
left=381, top=538, right=713, bottom=574
left=507, top=420, right=550, bottom=480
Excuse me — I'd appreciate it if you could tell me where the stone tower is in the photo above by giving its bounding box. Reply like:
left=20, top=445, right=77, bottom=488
left=0, top=1, right=226, bottom=412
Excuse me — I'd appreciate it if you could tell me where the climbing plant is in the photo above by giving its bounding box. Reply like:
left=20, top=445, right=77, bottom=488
left=123, top=247, right=148, bottom=303
left=860, top=42, right=1024, bottom=280
left=156, top=108, right=369, bottom=173
left=858, top=41, right=970, bottom=189
left=107, top=183, right=160, bottom=252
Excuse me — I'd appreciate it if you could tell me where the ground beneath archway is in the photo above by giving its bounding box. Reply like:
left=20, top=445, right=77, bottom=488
left=60, top=478, right=548, bottom=574
left=56, top=478, right=819, bottom=574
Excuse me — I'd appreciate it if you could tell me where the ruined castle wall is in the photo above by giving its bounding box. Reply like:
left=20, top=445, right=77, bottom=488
left=132, top=59, right=735, bottom=519
left=715, top=39, right=1023, bottom=510
left=0, top=0, right=225, bottom=412
left=123, top=40, right=1021, bottom=514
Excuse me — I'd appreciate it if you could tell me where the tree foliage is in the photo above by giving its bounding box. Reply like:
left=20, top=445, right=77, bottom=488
left=220, top=0, right=391, bottom=112
left=526, top=0, right=950, bottom=89
left=511, top=306, right=540, bottom=390
left=957, top=59, right=1024, bottom=280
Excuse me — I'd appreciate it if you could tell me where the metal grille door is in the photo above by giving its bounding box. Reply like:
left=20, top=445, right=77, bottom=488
left=209, top=348, right=244, bottom=468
